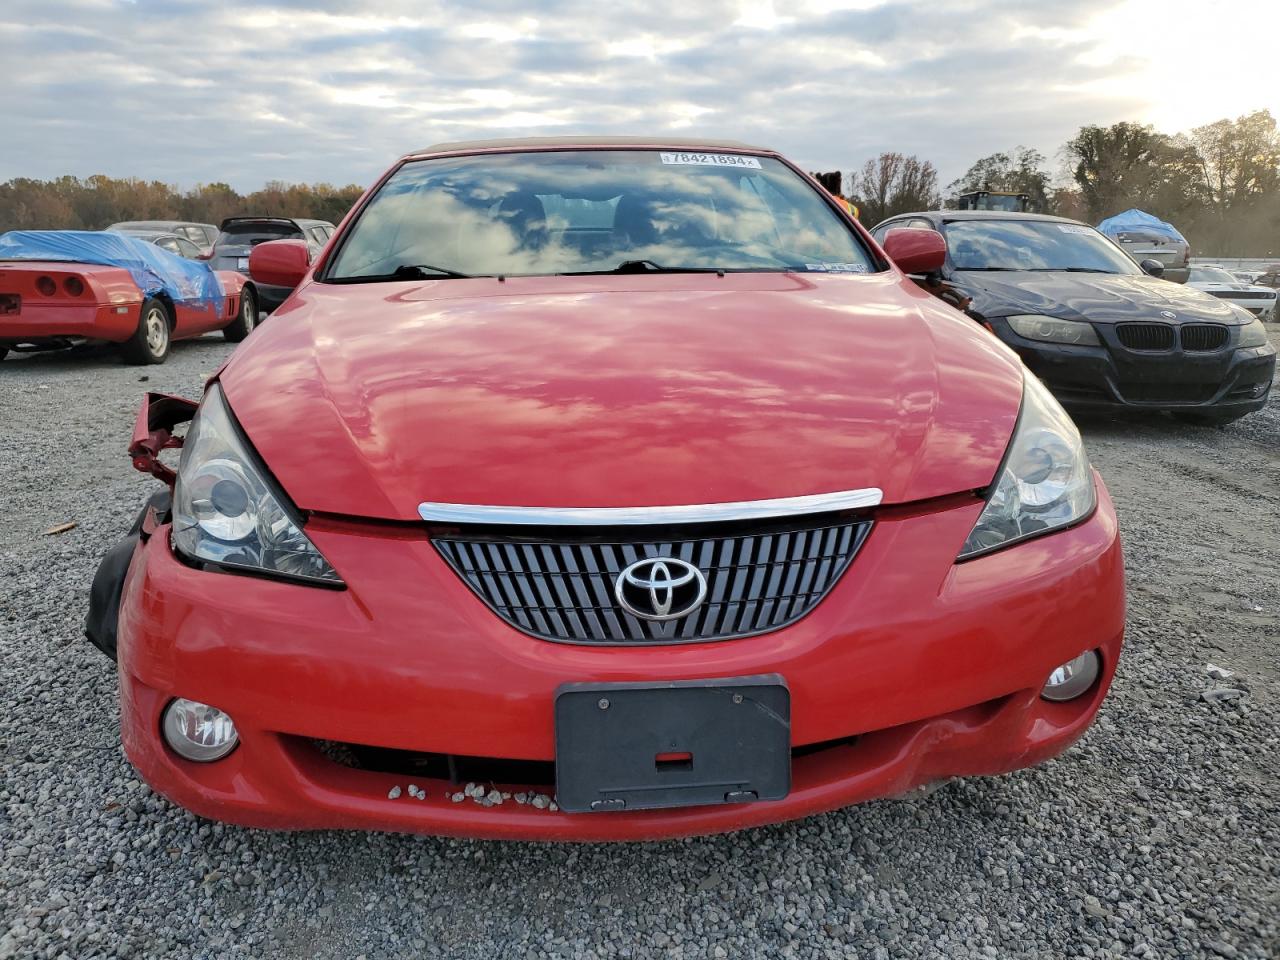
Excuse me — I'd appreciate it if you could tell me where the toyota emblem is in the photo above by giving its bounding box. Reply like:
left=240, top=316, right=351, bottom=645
left=615, top=557, right=708, bottom=622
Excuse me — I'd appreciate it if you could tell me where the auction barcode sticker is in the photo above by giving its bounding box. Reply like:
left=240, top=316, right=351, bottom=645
left=805, top=262, right=870, bottom=273
left=660, top=152, right=762, bottom=169
left=1057, top=224, right=1094, bottom=235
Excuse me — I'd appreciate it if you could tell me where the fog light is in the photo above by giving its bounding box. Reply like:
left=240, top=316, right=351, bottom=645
left=1041, top=650, right=1100, bottom=702
left=162, top=698, right=239, bottom=761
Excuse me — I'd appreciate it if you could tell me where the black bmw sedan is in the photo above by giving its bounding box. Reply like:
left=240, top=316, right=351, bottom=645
left=871, top=211, right=1276, bottom=424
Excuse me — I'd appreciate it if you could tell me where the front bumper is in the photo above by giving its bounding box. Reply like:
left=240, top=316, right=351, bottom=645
left=114, top=480, right=1125, bottom=840
left=988, top=318, right=1276, bottom=413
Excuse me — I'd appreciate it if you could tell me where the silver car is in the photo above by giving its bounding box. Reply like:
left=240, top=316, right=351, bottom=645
left=108, top=220, right=219, bottom=257
left=1106, top=227, right=1190, bottom=284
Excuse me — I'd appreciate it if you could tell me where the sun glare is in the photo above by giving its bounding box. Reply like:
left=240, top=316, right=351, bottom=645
left=1086, top=0, right=1276, bottom=132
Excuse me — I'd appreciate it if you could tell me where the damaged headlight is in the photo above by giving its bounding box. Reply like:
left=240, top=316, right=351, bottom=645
left=172, top=383, right=342, bottom=585
left=958, top=373, right=1096, bottom=560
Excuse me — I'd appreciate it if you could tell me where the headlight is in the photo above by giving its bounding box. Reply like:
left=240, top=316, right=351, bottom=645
left=1006, top=314, right=1100, bottom=346
left=1238, top=318, right=1269, bottom=349
left=959, top=374, right=1096, bottom=560
left=172, top=383, right=342, bottom=585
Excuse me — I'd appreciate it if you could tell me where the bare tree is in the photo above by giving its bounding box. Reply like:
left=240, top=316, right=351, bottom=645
left=849, top=153, right=938, bottom=224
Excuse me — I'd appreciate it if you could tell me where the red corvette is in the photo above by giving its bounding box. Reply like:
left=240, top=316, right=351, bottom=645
left=89, top=138, right=1125, bottom=840
left=0, top=231, right=258, bottom=364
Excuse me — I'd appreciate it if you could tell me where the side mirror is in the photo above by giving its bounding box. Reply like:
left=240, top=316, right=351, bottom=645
left=883, top=228, right=947, bottom=275
left=1139, top=258, right=1165, bottom=278
left=249, top=239, right=311, bottom=289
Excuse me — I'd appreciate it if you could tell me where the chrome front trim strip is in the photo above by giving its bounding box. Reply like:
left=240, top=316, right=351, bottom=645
left=418, top=487, right=883, bottom=526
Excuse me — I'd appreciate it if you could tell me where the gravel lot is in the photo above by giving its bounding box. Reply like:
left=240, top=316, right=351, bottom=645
left=2, top=331, right=1278, bottom=960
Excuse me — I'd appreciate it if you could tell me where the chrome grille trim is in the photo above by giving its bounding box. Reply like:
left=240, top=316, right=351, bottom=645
left=418, top=487, right=883, bottom=526
left=433, top=519, right=872, bottom=645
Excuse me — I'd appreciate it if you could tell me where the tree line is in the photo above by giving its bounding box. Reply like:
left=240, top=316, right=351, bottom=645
left=0, top=177, right=365, bottom=233
left=2, top=109, right=1278, bottom=255
left=835, top=110, right=1280, bottom=257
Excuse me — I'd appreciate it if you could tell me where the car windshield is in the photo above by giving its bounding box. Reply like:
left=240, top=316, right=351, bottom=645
left=326, top=150, right=873, bottom=279
left=944, top=219, right=1140, bottom=274
left=1190, top=266, right=1237, bottom=284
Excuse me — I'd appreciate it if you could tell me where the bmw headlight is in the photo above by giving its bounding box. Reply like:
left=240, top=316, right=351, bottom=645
left=959, top=374, right=1096, bottom=560
left=1237, top=317, right=1269, bottom=349
left=1006, top=315, right=1099, bottom=346
left=172, top=383, right=342, bottom=585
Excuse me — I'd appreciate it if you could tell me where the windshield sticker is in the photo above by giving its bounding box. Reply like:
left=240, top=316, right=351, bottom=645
left=1057, top=225, right=1095, bottom=235
left=805, top=262, right=869, bottom=273
left=659, top=152, right=762, bottom=169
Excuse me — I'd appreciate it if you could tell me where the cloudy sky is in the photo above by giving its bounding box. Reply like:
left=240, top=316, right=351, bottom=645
left=1, top=0, right=1274, bottom=192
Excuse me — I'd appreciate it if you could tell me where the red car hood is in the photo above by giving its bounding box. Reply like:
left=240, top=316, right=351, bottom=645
left=219, top=272, right=1023, bottom=521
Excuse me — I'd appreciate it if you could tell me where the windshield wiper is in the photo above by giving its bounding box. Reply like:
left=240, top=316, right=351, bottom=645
left=567, top=259, right=726, bottom=276
left=957, top=267, right=1024, bottom=272
left=331, top=263, right=475, bottom=283
left=1026, top=267, right=1118, bottom=274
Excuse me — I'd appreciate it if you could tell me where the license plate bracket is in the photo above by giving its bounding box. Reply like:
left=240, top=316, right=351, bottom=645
left=554, top=675, right=790, bottom=813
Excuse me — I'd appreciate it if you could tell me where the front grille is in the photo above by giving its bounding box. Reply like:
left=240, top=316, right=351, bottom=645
left=308, top=732, right=862, bottom=787
left=433, top=519, right=872, bottom=645
left=1115, top=323, right=1174, bottom=351
left=312, top=739, right=558, bottom=786
left=1180, top=323, right=1228, bottom=351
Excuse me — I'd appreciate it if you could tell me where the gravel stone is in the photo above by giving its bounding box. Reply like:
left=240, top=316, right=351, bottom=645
left=2, top=331, right=1278, bottom=959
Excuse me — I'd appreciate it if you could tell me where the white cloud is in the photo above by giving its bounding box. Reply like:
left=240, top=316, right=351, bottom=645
left=0, top=0, right=1271, bottom=194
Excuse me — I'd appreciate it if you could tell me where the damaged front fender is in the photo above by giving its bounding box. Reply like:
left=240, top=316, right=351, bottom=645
left=129, top=392, right=198, bottom=486
left=84, top=489, right=171, bottom=660
left=86, top=391, right=198, bottom=660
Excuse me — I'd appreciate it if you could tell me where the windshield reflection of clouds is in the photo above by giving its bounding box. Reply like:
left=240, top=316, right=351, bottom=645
left=946, top=221, right=1140, bottom=274
left=330, top=152, right=871, bottom=278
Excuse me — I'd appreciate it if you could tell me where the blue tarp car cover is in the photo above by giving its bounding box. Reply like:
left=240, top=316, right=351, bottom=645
left=0, top=230, right=224, bottom=313
left=1096, top=209, right=1187, bottom=244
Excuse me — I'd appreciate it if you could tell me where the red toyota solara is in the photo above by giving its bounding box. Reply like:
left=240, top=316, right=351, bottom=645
left=88, top=137, right=1124, bottom=840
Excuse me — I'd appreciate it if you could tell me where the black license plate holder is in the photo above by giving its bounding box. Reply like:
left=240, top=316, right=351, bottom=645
left=554, top=675, right=790, bottom=813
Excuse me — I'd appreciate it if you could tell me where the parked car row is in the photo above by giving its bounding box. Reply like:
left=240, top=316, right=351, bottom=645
left=0, top=216, right=335, bottom=363
left=0, top=230, right=258, bottom=363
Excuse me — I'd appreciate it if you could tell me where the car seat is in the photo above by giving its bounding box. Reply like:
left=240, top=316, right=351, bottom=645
left=496, top=193, right=550, bottom=250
